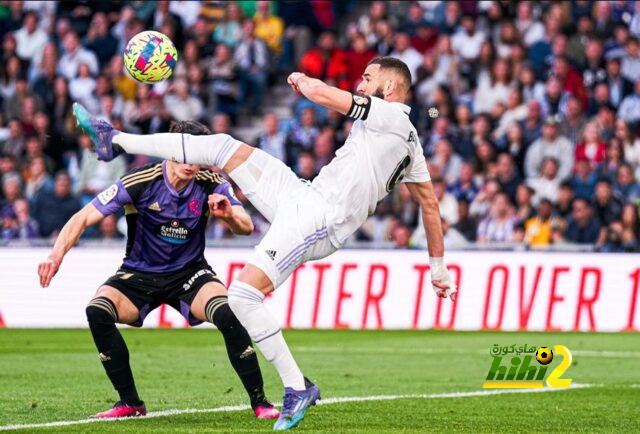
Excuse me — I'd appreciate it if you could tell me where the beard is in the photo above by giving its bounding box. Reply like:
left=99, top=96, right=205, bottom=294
left=373, top=85, right=385, bottom=99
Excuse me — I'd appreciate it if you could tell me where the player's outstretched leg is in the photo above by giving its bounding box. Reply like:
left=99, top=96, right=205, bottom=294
left=85, top=296, right=146, bottom=418
left=73, top=102, right=243, bottom=168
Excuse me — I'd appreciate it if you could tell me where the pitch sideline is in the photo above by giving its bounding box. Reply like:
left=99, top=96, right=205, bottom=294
left=0, top=384, right=594, bottom=431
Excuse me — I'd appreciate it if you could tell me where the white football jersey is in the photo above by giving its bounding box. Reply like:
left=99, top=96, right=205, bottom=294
left=311, top=96, right=430, bottom=246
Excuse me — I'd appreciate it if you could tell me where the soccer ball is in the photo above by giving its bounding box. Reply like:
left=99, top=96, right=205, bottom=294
left=123, top=30, right=178, bottom=83
left=536, top=347, right=553, bottom=365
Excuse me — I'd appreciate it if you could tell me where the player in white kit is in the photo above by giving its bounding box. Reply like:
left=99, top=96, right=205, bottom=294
left=74, top=57, right=456, bottom=430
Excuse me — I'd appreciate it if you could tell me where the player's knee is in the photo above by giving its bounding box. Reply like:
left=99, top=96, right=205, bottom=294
left=86, top=297, right=118, bottom=325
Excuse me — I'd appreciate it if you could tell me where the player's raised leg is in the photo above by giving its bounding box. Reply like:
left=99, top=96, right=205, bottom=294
left=86, top=286, right=146, bottom=418
left=189, top=281, right=279, bottom=419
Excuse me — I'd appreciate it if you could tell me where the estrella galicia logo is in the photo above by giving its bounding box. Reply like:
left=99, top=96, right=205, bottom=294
left=157, top=219, right=191, bottom=244
left=483, top=344, right=573, bottom=389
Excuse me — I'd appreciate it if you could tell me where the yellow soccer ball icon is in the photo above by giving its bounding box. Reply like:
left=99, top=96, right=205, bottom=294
left=536, top=347, right=554, bottom=365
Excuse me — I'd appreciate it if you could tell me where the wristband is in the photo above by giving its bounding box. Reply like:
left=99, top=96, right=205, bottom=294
left=429, top=257, right=447, bottom=281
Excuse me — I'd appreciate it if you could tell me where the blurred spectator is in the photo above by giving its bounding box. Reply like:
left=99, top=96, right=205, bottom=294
left=470, top=178, right=500, bottom=219
left=496, top=153, right=522, bottom=204
left=96, top=214, right=123, bottom=240
left=31, top=171, right=80, bottom=237
left=604, top=57, right=634, bottom=107
left=565, top=198, right=602, bottom=244
left=448, top=161, right=478, bottom=203
left=527, top=157, right=561, bottom=204
left=287, top=107, right=319, bottom=165
left=313, top=129, right=334, bottom=173
left=84, top=13, right=118, bottom=68
left=391, top=222, right=411, bottom=248
left=524, top=116, right=573, bottom=180
left=1, top=172, right=21, bottom=216
left=524, top=199, right=556, bottom=247
left=299, top=31, right=348, bottom=90
left=432, top=176, right=458, bottom=225
left=575, top=122, right=606, bottom=166
left=75, top=135, right=127, bottom=204
left=477, top=192, right=516, bottom=243
left=1, top=198, right=38, bottom=240
left=514, top=184, right=535, bottom=222
left=23, top=156, right=52, bottom=201
left=211, top=113, right=232, bottom=135
left=430, top=139, right=462, bottom=184
left=254, top=1, right=284, bottom=56
left=345, top=32, right=376, bottom=91
left=453, top=198, right=477, bottom=242
left=390, top=32, right=421, bottom=82
left=255, top=112, right=287, bottom=163
left=617, top=80, right=640, bottom=126
left=556, top=181, right=574, bottom=219
left=213, top=4, right=243, bottom=47
left=595, top=176, right=624, bottom=221
left=206, top=43, right=239, bottom=122
left=621, top=37, right=640, bottom=82
left=58, top=31, right=98, bottom=79
left=14, top=11, right=47, bottom=63
left=474, top=58, right=511, bottom=114
left=613, top=163, right=640, bottom=203
left=235, top=19, right=269, bottom=115
left=452, top=14, right=485, bottom=64
left=164, top=78, right=203, bottom=122
left=521, top=99, right=543, bottom=145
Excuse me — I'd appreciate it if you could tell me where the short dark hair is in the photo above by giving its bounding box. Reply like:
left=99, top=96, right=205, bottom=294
left=367, top=56, right=412, bottom=89
left=169, top=120, right=211, bottom=135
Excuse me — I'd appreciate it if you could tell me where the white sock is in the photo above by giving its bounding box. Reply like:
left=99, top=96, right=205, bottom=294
left=227, top=280, right=306, bottom=390
left=113, top=132, right=241, bottom=167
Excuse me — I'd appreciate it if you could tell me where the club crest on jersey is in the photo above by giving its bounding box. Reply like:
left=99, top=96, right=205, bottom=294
left=97, top=184, right=118, bottom=205
left=188, top=198, right=201, bottom=216
left=157, top=219, right=191, bottom=244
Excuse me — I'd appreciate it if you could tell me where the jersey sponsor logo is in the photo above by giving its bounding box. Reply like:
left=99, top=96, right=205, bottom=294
left=97, top=184, right=118, bottom=205
left=157, top=219, right=192, bottom=244
left=182, top=268, right=215, bottom=291
left=188, top=198, right=201, bottom=216
left=148, top=201, right=162, bottom=212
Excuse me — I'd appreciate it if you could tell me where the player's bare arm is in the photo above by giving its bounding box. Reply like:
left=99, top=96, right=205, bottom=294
left=208, top=193, right=253, bottom=235
left=37, top=203, right=105, bottom=288
left=287, top=72, right=353, bottom=114
left=406, top=181, right=457, bottom=302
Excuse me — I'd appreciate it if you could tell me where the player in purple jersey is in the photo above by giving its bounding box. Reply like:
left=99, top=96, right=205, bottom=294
left=36, top=121, right=279, bottom=420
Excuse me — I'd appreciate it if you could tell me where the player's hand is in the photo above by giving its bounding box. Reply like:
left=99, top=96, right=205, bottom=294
left=287, top=72, right=305, bottom=93
left=38, top=256, right=61, bottom=288
left=432, top=279, right=457, bottom=302
left=208, top=193, right=233, bottom=219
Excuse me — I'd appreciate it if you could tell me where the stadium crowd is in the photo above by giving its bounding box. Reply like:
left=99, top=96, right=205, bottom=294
left=0, top=0, right=639, bottom=252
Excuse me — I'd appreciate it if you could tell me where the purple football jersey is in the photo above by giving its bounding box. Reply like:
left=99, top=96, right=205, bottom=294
left=92, top=161, right=241, bottom=272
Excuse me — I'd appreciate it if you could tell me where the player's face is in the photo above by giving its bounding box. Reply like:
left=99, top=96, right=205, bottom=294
left=172, top=162, right=200, bottom=181
left=356, top=64, right=385, bottom=98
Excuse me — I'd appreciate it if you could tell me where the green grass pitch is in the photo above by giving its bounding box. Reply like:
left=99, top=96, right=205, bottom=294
left=0, top=329, right=638, bottom=432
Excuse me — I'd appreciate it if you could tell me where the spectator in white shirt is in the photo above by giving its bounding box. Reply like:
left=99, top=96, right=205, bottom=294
left=621, top=37, right=640, bottom=82
left=58, top=31, right=98, bottom=80
left=474, top=57, right=512, bottom=114
left=527, top=157, right=561, bottom=204
left=618, top=80, right=640, bottom=125
left=255, top=113, right=287, bottom=162
left=452, top=14, right=486, bottom=62
left=164, top=79, right=204, bottom=122
left=390, top=32, right=422, bottom=83
left=14, top=12, right=48, bottom=63
left=525, top=116, right=574, bottom=181
left=515, top=1, right=545, bottom=47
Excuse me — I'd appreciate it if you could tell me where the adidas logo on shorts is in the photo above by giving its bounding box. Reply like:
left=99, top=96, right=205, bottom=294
left=266, top=250, right=277, bottom=260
